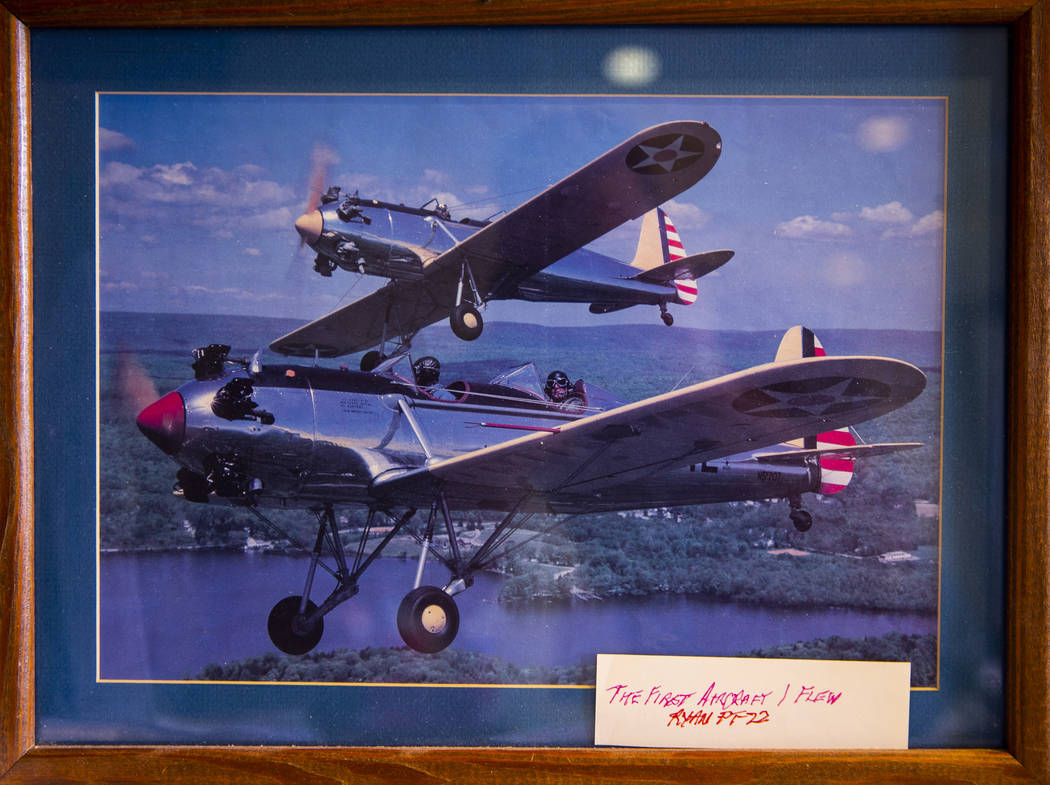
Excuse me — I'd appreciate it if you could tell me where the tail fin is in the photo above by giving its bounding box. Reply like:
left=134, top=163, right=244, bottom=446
left=775, top=326, right=857, bottom=494
left=631, top=208, right=698, bottom=305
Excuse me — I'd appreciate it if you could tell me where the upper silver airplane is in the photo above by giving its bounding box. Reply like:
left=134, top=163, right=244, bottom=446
left=272, top=121, right=732, bottom=368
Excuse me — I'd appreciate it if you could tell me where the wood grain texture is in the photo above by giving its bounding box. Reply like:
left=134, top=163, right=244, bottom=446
left=1, top=747, right=1042, bottom=784
left=1, top=2, right=1047, bottom=784
left=0, top=5, right=32, bottom=780
left=1007, top=0, right=1050, bottom=779
left=0, top=0, right=1038, bottom=26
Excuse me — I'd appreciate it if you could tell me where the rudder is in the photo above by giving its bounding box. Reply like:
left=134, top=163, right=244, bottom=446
left=774, top=325, right=857, bottom=494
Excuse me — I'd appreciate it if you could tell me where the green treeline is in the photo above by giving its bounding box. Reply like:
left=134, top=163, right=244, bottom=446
left=498, top=500, right=938, bottom=613
left=196, top=631, right=935, bottom=686
left=196, top=646, right=594, bottom=685
left=749, top=632, right=937, bottom=687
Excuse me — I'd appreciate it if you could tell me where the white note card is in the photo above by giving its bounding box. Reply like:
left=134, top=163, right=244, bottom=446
left=595, top=654, right=910, bottom=749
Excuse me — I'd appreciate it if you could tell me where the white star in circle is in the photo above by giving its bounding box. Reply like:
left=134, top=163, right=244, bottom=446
left=630, top=135, right=703, bottom=172
left=743, top=377, right=882, bottom=418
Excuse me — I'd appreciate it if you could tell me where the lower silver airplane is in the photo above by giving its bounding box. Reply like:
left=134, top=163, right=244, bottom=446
left=136, top=326, right=924, bottom=656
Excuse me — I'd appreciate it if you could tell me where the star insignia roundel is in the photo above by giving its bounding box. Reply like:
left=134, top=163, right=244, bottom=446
left=625, top=133, right=706, bottom=175
left=732, top=376, right=893, bottom=419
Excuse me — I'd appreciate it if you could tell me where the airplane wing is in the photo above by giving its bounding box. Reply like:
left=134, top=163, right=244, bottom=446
left=269, top=279, right=444, bottom=357
left=371, top=355, right=926, bottom=509
left=420, top=120, right=723, bottom=298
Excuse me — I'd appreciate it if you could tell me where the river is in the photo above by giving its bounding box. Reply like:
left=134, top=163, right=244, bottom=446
left=99, top=551, right=936, bottom=681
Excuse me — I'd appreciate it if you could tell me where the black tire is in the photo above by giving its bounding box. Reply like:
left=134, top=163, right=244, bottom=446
left=661, top=311, right=674, bottom=326
left=396, top=586, right=460, bottom=653
left=267, top=595, right=324, bottom=655
left=790, top=509, right=814, bottom=533
left=450, top=303, right=483, bottom=341
left=360, top=350, right=384, bottom=372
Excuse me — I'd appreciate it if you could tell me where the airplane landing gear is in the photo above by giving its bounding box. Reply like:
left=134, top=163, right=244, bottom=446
left=659, top=303, right=674, bottom=326
left=397, top=586, right=460, bottom=653
left=248, top=495, right=568, bottom=657
left=787, top=495, right=813, bottom=532
left=450, top=302, right=483, bottom=341
left=450, top=260, right=485, bottom=341
left=267, top=595, right=324, bottom=655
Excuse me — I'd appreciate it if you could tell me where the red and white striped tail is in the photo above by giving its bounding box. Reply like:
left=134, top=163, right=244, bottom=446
left=815, top=427, right=857, bottom=495
left=775, top=325, right=856, bottom=495
left=630, top=208, right=698, bottom=305
left=661, top=211, right=698, bottom=305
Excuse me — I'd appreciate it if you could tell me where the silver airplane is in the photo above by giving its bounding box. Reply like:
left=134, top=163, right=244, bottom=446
left=136, top=327, right=924, bottom=656
left=274, top=121, right=733, bottom=367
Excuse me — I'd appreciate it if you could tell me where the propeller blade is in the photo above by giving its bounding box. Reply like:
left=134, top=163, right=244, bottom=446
left=115, top=350, right=159, bottom=418
left=304, top=142, right=338, bottom=214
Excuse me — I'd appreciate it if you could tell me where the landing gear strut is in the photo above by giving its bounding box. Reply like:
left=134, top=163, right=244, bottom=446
left=250, top=494, right=567, bottom=656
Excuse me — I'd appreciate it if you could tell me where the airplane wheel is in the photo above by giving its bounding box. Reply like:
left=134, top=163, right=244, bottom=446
left=450, top=303, right=483, bottom=341
left=661, top=312, right=674, bottom=326
left=790, top=509, right=813, bottom=533
left=267, top=595, right=324, bottom=655
left=397, top=585, right=459, bottom=653
left=360, top=350, right=384, bottom=372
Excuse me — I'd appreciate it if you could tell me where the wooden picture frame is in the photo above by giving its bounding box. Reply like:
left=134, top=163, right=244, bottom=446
left=2, top=2, right=1046, bottom=783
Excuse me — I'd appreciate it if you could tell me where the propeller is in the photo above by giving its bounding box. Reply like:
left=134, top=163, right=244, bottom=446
left=303, top=142, right=338, bottom=218
left=115, top=349, right=160, bottom=419
left=285, top=143, right=340, bottom=312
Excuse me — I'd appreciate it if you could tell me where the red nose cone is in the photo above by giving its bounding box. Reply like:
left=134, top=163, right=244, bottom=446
left=136, top=391, right=186, bottom=454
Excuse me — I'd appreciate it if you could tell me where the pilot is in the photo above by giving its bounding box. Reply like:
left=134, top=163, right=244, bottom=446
left=435, top=203, right=451, bottom=220
left=413, top=356, right=455, bottom=400
left=545, top=370, right=586, bottom=413
left=414, top=356, right=441, bottom=386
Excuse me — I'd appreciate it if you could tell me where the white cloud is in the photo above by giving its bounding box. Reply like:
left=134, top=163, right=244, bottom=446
left=857, top=116, right=910, bottom=152
left=243, top=247, right=262, bottom=256
left=99, top=127, right=134, bottom=153
left=859, top=201, right=914, bottom=224
left=152, top=162, right=197, bottom=186
left=662, top=199, right=711, bottom=231
left=910, top=210, right=944, bottom=236
left=100, top=159, right=300, bottom=239
left=774, top=215, right=852, bottom=239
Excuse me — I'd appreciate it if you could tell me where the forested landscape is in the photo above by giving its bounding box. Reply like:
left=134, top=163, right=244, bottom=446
left=196, top=631, right=935, bottom=687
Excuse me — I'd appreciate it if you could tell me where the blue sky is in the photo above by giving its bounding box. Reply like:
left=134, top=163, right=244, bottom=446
left=98, top=93, right=945, bottom=332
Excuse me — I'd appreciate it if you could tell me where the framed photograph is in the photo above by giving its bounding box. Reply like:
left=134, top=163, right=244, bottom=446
left=3, top=3, right=1048, bottom=783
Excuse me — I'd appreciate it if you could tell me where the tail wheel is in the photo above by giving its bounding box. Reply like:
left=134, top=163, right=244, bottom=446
left=789, top=509, right=813, bottom=532
left=397, top=586, right=460, bottom=653
left=450, top=303, right=483, bottom=341
left=661, top=311, right=674, bottom=326
left=267, top=595, right=324, bottom=655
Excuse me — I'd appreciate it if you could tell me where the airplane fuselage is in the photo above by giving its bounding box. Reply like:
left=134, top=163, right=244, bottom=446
left=139, top=363, right=818, bottom=516
left=308, top=200, right=679, bottom=308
